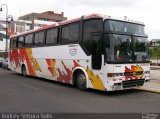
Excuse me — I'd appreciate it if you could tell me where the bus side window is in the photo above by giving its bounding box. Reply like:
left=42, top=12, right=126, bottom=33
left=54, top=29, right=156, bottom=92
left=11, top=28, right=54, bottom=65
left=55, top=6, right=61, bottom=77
left=18, top=36, right=24, bottom=48
left=61, top=22, right=79, bottom=43
left=83, top=19, right=102, bottom=54
left=10, top=37, right=17, bottom=49
left=61, top=25, right=69, bottom=42
left=46, top=28, right=58, bottom=44
left=69, top=22, right=79, bottom=42
left=34, top=31, right=45, bottom=45
left=25, top=34, right=33, bottom=47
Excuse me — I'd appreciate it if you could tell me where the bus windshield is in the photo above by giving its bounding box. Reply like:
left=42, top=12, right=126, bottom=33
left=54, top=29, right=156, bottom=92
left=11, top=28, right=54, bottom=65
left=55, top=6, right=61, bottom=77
left=105, top=20, right=145, bottom=36
left=104, top=20, right=149, bottom=63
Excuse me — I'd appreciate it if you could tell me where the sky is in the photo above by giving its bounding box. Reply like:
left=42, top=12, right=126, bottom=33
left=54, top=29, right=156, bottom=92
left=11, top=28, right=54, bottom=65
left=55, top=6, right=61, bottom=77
left=0, top=0, right=160, bottom=40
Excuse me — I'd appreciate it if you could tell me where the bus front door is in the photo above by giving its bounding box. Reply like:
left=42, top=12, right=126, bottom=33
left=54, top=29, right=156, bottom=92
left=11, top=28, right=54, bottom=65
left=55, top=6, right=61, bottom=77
left=91, top=35, right=102, bottom=70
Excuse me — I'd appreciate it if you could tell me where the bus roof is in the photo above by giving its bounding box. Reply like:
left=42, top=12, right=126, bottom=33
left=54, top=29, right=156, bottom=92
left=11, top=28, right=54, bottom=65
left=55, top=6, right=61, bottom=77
left=10, top=13, right=144, bottom=38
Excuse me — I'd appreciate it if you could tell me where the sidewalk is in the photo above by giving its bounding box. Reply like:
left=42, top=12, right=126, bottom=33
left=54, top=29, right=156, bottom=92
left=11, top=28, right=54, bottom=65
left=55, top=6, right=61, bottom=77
left=135, top=80, right=160, bottom=93
left=150, top=66, right=160, bottom=70
left=135, top=67, right=160, bottom=94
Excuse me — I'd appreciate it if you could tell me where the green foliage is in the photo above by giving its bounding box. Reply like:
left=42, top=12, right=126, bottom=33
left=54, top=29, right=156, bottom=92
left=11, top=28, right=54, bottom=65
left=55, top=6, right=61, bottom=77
left=0, top=52, right=5, bottom=58
left=150, top=46, right=160, bottom=58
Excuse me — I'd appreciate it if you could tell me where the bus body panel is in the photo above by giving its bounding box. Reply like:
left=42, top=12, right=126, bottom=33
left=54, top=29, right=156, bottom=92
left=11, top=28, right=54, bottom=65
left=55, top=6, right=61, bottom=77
left=9, top=44, right=150, bottom=91
left=9, top=44, right=107, bottom=91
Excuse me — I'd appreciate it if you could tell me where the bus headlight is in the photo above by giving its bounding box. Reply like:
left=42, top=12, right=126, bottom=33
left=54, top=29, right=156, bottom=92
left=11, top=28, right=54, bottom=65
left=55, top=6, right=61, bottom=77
left=107, top=73, right=124, bottom=77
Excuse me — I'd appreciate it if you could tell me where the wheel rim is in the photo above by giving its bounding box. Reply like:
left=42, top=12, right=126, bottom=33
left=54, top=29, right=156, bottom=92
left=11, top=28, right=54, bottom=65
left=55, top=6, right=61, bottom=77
left=77, top=73, right=86, bottom=89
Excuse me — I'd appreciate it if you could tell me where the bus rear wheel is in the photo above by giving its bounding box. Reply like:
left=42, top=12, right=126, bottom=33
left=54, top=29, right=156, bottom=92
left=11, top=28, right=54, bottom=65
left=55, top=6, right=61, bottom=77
left=76, top=71, right=86, bottom=90
left=22, top=65, right=27, bottom=77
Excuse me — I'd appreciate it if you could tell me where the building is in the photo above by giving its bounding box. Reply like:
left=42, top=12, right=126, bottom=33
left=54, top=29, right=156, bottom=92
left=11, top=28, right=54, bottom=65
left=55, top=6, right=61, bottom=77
left=0, top=11, right=67, bottom=58
left=8, top=11, right=67, bottom=35
left=0, top=19, right=8, bottom=57
left=150, top=39, right=160, bottom=47
left=19, top=11, right=67, bottom=22
left=18, top=11, right=67, bottom=30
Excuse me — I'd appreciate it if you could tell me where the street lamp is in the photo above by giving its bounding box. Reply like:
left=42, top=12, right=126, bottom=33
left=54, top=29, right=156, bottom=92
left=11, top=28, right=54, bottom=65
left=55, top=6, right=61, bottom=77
left=7, top=15, right=13, bottom=21
left=0, top=4, right=8, bottom=59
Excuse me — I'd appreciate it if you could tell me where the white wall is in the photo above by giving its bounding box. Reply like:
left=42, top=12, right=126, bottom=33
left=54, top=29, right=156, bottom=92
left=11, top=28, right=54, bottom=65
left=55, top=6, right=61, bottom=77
left=0, top=38, right=5, bottom=52
left=0, top=30, right=6, bottom=52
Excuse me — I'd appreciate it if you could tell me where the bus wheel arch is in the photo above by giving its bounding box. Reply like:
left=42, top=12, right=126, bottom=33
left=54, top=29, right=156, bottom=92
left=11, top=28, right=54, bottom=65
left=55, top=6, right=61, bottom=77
left=21, top=64, right=27, bottom=77
left=72, top=68, right=89, bottom=90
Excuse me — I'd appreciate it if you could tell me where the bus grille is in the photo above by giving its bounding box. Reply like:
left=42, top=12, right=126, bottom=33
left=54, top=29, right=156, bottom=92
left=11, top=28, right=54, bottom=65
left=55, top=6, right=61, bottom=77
left=124, top=71, right=143, bottom=76
left=122, top=79, right=145, bottom=88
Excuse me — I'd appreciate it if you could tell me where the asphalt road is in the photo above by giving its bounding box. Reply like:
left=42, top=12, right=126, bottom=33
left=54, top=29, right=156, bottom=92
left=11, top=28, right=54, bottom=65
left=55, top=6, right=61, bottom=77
left=0, top=68, right=160, bottom=113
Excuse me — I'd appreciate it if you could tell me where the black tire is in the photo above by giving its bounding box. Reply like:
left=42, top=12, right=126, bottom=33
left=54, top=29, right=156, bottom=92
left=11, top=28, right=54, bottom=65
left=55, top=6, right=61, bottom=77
left=22, top=65, right=27, bottom=77
left=6, top=65, right=9, bottom=70
left=76, top=71, right=87, bottom=90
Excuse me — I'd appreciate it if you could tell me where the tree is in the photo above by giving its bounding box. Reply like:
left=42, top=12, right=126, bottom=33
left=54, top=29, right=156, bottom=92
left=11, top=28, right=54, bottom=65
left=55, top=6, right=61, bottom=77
left=149, top=42, right=160, bottom=59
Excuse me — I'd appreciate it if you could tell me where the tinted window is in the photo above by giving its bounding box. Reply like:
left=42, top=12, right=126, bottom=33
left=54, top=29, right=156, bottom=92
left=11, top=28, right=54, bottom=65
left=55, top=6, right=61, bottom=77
left=61, top=22, right=79, bottom=43
left=61, top=26, right=69, bottom=42
left=46, top=28, right=58, bottom=44
left=18, top=36, right=24, bottom=47
left=70, top=23, right=79, bottom=41
left=104, top=20, right=145, bottom=36
left=10, top=38, right=17, bottom=48
left=34, top=31, right=45, bottom=45
left=83, top=19, right=102, bottom=53
left=25, top=34, right=33, bottom=46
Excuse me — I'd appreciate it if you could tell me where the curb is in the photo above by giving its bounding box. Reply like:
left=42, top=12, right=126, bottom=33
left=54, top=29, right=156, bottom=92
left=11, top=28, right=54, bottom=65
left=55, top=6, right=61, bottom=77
left=134, top=87, right=160, bottom=94
left=134, top=81, right=160, bottom=94
left=150, top=67, right=160, bottom=70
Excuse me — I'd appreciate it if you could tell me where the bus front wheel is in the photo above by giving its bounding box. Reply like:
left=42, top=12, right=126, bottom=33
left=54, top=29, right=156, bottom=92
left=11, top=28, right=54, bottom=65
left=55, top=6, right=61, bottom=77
left=76, top=71, right=87, bottom=90
left=22, top=65, right=27, bottom=77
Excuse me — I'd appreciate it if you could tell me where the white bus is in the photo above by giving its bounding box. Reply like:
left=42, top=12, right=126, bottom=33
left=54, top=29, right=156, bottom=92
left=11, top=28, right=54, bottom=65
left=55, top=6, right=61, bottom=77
left=9, top=14, right=150, bottom=91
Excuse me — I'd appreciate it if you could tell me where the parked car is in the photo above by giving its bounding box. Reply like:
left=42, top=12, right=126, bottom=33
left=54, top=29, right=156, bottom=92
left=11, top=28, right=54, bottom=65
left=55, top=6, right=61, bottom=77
left=0, top=57, right=5, bottom=67
left=2, top=58, right=9, bottom=69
